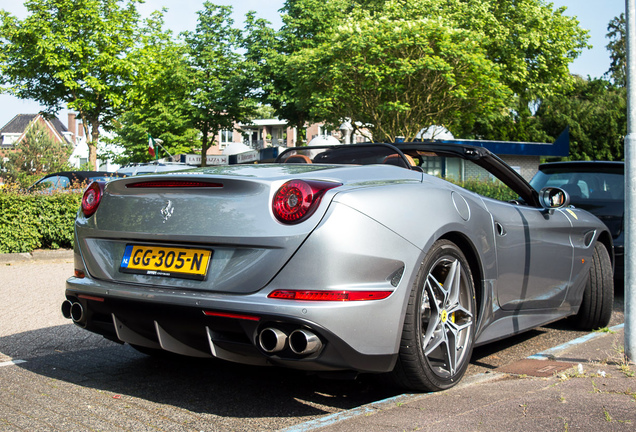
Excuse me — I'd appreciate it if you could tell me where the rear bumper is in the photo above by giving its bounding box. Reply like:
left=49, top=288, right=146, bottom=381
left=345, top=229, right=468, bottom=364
left=66, top=201, right=425, bottom=373
left=64, top=281, right=398, bottom=373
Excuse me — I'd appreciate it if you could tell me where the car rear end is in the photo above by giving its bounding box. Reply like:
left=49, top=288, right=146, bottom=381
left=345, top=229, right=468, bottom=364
left=64, top=164, right=424, bottom=372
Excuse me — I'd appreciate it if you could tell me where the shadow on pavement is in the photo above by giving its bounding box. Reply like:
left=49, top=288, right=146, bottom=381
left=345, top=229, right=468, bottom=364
left=0, top=323, right=401, bottom=419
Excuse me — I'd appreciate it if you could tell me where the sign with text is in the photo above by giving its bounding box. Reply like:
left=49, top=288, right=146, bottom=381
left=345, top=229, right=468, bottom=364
left=183, top=154, right=229, bottom=165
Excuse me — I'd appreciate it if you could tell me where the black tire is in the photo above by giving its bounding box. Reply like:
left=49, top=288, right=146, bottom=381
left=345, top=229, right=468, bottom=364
left=391, top=239, right=476, bottom=392
left=572, top=242, right=613, bottom=330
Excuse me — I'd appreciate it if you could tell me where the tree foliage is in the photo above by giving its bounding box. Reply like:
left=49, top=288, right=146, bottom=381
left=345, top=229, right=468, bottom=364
left=182, top=2, right=256, bottom=165
left=0, top=0, right=143, bottom=169
left=294, top=16, right=510, bottom=141
left=265, top=0, right=590, bottom=142
left=533, top=77, right=626, bottom=161
left=0, top=0, right=606, bottom=164
left=103, top=11, right=200, bottom=163
left=606, top=13, right=626, bottom=87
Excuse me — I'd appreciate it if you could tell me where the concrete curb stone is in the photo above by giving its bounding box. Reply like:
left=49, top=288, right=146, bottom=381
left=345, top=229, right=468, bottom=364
left=0, top=248, right=73, bottom=264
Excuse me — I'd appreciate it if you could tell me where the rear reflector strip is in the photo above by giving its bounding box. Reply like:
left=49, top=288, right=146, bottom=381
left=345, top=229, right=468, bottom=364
left=203, top=311, right=261, bottom=321
left=268, top=290, right=393, bottom=301
left=126, top=180, right=223, bottom=188
left=78, top=294, right=105, bottom=302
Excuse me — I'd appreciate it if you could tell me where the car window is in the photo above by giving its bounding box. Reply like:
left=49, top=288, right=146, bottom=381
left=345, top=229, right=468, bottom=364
left=530, top=170, right=624, bottom=202
left=58, top=177, right=71, bottom=188
left=39, top=177, right=60, bottom=188
left=88, top=176, right=115, bottom=182
left=34, top=175, right=64, bottom=192
left=412, top=154, right=519, bottom=202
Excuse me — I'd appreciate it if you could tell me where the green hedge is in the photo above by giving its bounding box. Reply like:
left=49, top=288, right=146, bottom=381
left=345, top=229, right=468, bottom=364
left=0, top=190, right=82, bottom=253
left=447, top=178, right=519, bottom=202
left=0, top=177, right=518, bottom=253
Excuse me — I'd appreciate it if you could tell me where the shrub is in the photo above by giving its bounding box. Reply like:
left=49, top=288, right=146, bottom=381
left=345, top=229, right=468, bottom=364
left=448, top=178, right=519, bottom=202
left=0, top=188, right=81, bottom=253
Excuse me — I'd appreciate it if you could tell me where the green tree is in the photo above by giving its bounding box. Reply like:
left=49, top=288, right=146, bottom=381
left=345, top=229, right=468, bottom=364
left=258, top=0, right=356, bottom=143
left=533, top=77, right=626, bottom=161
left=267, top=0, right=589, bottom=141
left=105, top=11, right=200, bottom=164
left=183, top=2, right=256, bottom=165
left=470, top=0, right=589, bottom=102
left=293, top=15, right=510, bottom=141
left=606, top=13, right=626, bottom=87
left=0, top=0, right=142, bottom=169
left=4, top=120, right=73, bottom=183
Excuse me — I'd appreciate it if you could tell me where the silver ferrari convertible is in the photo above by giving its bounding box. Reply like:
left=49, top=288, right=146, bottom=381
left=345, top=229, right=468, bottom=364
left=63, top=142, right=614, bottom=391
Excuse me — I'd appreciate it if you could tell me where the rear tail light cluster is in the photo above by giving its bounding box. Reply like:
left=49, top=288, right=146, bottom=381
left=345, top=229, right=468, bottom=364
left=81, top=181, right=105, bottom=217
left=272, top=180, right=341, bottom=224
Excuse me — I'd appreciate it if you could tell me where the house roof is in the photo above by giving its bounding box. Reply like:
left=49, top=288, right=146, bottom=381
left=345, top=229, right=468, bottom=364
left=0, top=113, right=71, bottom=144
left=1, top=114, right=39, bottom=133
left=420, top=127, right=570, bottom=157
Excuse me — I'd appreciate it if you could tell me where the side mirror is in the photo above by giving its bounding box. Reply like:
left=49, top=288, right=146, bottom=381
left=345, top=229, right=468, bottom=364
left=538, top=187, right=570, bottom=213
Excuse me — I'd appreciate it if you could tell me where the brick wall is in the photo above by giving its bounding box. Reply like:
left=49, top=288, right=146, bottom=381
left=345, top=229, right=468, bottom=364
left=460, top=155, right=540, bottom=182
left=498, top=155, right=540, bottom=181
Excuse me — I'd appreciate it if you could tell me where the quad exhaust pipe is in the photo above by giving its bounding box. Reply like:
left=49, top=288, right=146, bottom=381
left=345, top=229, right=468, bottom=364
left=258, top=327, right=287, bottom=353
left=257, top=327, right=322, bottom=356
left=289, top=329, right=322, bottom=355
left=61, top=300, right=72, bottom=319
left=61, top=300, right=85, bottom=325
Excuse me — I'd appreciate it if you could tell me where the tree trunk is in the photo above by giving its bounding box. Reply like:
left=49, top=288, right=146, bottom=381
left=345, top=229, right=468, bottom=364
left=89, top=118, right=101, bottom=170
left=200, top=123, right=209, bottom=167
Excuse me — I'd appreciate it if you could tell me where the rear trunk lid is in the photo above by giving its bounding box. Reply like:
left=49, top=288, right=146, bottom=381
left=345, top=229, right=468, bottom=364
left=76, top=164, right=421, bottom=294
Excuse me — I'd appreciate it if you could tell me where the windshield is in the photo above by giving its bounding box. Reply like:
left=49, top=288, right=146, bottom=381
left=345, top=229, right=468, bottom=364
left=530, top=169, right=624, bottom=203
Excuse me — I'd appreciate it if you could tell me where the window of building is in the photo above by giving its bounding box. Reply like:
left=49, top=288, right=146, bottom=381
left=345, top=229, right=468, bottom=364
left=219, top=130, right=233, bottom=149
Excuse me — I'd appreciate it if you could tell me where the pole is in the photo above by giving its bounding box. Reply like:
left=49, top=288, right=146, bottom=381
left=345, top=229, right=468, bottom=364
left=625, top=0, right=635, bottom=361
left=154, top=139, right=173, bottom=160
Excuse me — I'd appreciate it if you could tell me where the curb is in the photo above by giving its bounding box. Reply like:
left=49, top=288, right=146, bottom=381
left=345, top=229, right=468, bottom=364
left=0, top=248, right=73, bottom=264
left=278, top=371, right=504, bottom=432
left=528, top=323, right=625, bottom=360
left=278, top=323, right=626, bottom=432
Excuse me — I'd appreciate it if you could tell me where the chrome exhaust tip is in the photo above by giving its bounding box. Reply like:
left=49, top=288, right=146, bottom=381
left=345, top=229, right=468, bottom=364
left=258, top=327, right=287, bottom=353
left=289, top=329, right=322, bottom=355
left=61, top=300, right=73, bottom=319
left=70, top=302, right=84, bottom=324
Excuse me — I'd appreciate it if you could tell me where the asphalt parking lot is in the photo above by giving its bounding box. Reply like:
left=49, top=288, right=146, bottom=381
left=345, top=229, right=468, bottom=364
left=0, top=254, right=626, bottom=431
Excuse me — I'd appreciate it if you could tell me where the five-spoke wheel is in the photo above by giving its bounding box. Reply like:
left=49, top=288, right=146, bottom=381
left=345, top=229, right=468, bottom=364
left=392, top=239, right=476, bottom=391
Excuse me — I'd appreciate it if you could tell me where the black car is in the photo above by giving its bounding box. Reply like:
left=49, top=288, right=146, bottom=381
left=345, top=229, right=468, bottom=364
left=530, top=161, right=624, bottom=280
left=30, top=171, right=123, bottom=192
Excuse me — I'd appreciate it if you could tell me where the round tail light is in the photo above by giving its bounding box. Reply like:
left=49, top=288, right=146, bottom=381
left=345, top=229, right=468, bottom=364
left=81, top=181, right=104, bottom=217
left=272, top=180, right=341, bottom=224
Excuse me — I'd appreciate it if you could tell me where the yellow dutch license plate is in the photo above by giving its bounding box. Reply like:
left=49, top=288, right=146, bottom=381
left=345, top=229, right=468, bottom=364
left=120, top=245, right=212, bottom=280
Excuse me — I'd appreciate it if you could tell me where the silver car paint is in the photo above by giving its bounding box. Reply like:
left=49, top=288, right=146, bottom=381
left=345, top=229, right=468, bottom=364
left=66, top=159, right=609, bottom=372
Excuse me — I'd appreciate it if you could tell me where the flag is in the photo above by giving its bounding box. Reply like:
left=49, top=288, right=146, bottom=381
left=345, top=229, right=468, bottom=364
left=148, top=133, right=157, bottom=159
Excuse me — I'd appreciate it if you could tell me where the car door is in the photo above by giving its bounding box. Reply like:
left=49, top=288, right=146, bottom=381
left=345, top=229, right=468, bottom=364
left=482, top=198, right=574, bottom=310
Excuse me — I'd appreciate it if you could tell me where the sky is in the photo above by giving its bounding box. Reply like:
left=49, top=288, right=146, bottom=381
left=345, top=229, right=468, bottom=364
left=0, top=0, right=627, bottom=128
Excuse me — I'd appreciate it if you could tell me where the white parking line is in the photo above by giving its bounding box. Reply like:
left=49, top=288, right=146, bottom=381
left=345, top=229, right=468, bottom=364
left=0, top=359, right=27, bottom=367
